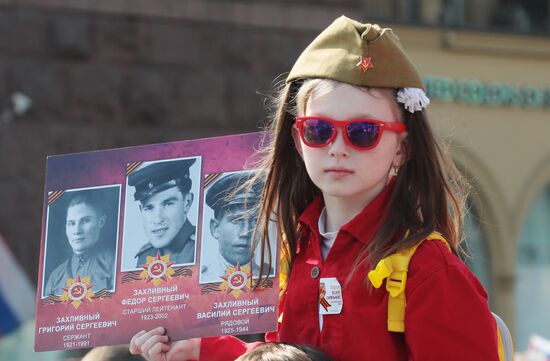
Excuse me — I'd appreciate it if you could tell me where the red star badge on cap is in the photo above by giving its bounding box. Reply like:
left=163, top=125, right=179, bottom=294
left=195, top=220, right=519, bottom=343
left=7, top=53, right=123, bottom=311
left=356, top=56, right=374, bottom=72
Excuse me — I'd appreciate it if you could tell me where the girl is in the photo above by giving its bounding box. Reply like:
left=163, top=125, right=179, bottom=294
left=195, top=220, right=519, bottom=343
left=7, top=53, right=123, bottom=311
left=129, top=16, right=500, bottom=361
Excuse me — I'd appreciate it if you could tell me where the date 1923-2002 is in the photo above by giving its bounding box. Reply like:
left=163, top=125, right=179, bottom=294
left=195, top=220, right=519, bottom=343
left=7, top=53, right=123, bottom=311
left=141, top=313, right=168, bottom=321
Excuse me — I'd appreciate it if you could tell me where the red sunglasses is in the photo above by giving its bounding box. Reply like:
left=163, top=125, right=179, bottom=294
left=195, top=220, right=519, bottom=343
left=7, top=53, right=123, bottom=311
left=295, top=116, right=407, bottom=151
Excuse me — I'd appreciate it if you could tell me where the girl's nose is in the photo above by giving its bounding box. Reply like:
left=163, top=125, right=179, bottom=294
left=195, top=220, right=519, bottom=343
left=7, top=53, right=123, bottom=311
left=328, top=129, right=350, bottom=158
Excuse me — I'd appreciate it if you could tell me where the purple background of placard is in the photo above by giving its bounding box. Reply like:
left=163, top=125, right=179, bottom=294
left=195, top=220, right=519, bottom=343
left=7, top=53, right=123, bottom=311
left=44, top=132, right=264, bottom=189
left=35, top=131, right=279, bottom=351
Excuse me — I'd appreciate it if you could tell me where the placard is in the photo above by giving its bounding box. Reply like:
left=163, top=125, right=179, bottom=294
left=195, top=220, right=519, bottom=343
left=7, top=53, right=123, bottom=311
left=34, top=132, right=278, bottom=351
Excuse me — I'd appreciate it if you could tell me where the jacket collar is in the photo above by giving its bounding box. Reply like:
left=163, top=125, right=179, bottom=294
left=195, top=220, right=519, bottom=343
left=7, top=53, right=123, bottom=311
left=298, top=180, right=395, bottom=246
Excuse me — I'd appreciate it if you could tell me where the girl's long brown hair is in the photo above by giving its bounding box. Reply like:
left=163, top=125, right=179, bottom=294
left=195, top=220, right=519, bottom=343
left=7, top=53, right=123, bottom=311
left=249, top=79, right=470, bottom=285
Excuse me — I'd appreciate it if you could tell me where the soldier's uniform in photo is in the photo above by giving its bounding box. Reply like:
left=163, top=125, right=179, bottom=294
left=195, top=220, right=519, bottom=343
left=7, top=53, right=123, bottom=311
left=201, top=172, right=271, bottom=282
left=129, top=159, right=197, bottom=267
left=45, top=248, right=114, bottom=296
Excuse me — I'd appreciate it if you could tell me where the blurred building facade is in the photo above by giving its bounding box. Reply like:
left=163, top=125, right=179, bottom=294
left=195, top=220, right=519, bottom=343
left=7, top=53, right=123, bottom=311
left=0, top=0, right=549, bottom=351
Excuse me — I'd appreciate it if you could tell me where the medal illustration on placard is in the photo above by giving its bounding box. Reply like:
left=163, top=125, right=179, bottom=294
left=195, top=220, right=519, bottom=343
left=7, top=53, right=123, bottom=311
left=220, top=264, right=252, bottom=298
left=318, top=277, right=343, bottom=315
left=139, top=252, right=175, bottom=286
left=60, top=274, right=95, bottom=309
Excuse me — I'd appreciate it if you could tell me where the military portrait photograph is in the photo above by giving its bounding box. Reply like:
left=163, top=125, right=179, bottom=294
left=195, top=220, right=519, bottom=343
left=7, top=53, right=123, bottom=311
left=199, top=170, right=273, bottom=284
left=120, top=156, right=201, bottom=271
left=41, top=185, right=121, bottom=299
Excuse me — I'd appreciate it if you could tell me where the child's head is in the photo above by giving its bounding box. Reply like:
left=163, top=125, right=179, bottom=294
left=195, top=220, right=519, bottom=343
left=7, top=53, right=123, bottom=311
left=235, top=342, right=333, bottom=361
left=252, top=16, right=469, bottom=275
left=293, top=80, right=407, bottom=207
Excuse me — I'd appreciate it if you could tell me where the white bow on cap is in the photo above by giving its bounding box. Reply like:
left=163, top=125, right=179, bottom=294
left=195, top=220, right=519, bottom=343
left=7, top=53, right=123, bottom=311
left=396, top=88, right=430, bottom=113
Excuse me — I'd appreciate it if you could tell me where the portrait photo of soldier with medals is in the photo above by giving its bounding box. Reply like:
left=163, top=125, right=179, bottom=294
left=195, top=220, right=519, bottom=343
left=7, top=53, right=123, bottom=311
left=121, top=156, right=201, bottom=271
left=199, top=170, right=274, bottom=285
left=41, top=185, right=121, bottom=299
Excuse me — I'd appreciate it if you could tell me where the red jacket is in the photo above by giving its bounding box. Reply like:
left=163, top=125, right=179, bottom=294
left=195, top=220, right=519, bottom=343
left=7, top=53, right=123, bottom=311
left=201, top=185, right=500, bottom=361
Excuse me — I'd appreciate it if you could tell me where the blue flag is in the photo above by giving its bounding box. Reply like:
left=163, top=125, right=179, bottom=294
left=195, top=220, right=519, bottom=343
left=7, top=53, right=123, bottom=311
left=0, top=234, right=35, bottom=336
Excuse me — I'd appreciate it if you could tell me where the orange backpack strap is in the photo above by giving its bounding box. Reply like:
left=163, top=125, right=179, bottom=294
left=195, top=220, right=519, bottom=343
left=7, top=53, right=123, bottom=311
left=277, top=237, right=292, bottom=324
left=279, top=238, right=291, bottom=297
left=367, top=232, right=450, bottom=332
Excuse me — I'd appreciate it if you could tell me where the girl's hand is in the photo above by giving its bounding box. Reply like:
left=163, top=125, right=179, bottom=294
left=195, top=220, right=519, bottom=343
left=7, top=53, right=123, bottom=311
left=129, top=327, right=201, bottom=361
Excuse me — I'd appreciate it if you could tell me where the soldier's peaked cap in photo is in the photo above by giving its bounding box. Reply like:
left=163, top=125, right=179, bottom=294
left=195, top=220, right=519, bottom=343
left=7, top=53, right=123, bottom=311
left=205, top=173, right=263, bottom=213
left=128, top=158, right=196, bottom=202
left=286, top=16, right=424, bottom=90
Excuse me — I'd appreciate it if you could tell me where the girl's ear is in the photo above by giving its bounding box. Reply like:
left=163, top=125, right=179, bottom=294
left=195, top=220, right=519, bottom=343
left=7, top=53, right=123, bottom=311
left=393, top=131, right=409, bottom=167
left=291, top=124, right=304, bottom=159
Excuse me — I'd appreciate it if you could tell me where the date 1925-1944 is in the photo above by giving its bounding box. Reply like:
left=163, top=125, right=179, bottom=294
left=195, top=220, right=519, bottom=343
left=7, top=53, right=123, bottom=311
left=221, top=326, right=249, bottom=334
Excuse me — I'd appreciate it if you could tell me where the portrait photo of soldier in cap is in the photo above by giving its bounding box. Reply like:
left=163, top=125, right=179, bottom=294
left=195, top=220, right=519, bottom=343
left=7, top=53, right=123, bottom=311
left=199, top=170, right=274, bottom=284
left=42, top=185, right=121, bottom=298
left=121, top=156, right=201, bottom=271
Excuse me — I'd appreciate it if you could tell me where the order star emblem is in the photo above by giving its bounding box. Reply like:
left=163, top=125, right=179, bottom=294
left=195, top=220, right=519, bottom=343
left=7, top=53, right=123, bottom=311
left=60, top=274, right=95, bottom=309
left=356, top=56, right=374, bottom=72
left=139, top=252, right=175, bottom=286
left=219, top=263, right=252, bottom=298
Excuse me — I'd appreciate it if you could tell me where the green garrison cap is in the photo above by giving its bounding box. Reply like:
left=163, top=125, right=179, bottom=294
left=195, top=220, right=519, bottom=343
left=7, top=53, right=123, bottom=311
left=287, top=16, right=424, bottom=90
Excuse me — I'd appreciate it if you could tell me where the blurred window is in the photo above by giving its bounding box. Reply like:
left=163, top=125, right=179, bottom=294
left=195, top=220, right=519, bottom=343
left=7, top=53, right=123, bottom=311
left=362, top=0, right=550, bottom=34
left=463, top=203, right=492, bottom=298
left=516, top=185, right=550, bottom=350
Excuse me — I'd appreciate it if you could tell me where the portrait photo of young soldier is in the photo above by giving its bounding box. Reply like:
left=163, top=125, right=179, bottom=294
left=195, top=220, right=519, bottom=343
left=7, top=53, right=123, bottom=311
left=42, top=185, right=121, bottom=298
left=199, top=170, right=273, bottom=284
left=121, top=156, right=201, bottom=271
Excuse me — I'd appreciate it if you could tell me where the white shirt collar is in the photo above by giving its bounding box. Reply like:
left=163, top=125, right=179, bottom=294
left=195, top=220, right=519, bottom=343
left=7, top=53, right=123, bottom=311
left=318, top=207, right=338, bottom=239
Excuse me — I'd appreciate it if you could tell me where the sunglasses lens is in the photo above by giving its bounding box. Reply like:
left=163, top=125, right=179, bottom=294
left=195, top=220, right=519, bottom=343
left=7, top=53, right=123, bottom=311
left=302, top=118, right=334, bottom=146
left=346, top=122, right=379, bottom=148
